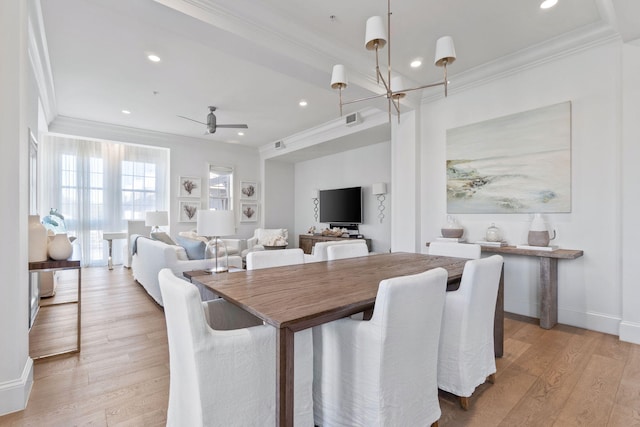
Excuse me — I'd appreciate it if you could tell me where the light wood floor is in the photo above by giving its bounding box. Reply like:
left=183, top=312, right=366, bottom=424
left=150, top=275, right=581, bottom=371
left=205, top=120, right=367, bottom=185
left=1, top=266, right=639, bottom=426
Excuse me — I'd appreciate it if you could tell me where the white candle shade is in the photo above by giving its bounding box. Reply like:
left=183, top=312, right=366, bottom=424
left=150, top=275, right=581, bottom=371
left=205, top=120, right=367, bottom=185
left=434, top=36, right=457, bottom=67
left=364, top=16, right=387, bottom=50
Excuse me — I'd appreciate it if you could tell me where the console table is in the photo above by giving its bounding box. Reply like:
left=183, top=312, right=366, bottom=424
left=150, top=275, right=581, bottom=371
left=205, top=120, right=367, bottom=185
left=427, top=242, right=583, bottom=330
left=299, top=234, right=372, bottom=254
left=29, top=259, right=81, bottom=359
left=479, top=245, right=583, bottom=329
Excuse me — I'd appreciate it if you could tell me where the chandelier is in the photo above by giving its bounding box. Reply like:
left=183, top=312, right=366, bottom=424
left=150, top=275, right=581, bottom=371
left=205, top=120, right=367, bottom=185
left=329, top=0, right=457, bottom=121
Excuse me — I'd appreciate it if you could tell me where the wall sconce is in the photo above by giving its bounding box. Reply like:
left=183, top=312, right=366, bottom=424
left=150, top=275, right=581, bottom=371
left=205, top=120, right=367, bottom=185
left=372, top=183, right=387, bottom=223
left=311, top=189, right=319, bottom=222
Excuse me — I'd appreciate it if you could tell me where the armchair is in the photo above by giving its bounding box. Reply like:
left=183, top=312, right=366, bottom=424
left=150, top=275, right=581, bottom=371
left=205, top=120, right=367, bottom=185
left=241, top=228, right=288, bottom=257
left=158, top=269, right=314, bottom=426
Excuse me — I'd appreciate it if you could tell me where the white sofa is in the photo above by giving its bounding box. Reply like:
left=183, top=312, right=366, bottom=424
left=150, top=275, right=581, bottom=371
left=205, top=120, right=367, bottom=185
left=130, top=235, right=241, bottom=306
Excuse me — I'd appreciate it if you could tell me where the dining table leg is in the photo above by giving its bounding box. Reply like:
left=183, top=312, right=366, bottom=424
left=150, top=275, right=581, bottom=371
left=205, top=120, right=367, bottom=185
left=276, top=327, right=295, bottom=427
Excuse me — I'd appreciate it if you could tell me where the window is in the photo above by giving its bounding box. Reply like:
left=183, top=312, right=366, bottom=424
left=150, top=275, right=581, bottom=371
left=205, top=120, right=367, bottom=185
left=209, top=165, right=234, bottom=210
left=41, top=135, right=169, bottom=266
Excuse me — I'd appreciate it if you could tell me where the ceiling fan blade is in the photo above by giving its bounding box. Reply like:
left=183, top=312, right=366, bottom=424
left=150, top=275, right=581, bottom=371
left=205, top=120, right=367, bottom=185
left=216, top=124, right=249, bottom=129
left=177, top=115, right=207, bottom=125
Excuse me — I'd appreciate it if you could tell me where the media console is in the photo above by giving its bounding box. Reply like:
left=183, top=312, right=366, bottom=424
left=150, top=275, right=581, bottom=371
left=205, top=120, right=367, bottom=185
left=299, top=234, right=372, bottom=255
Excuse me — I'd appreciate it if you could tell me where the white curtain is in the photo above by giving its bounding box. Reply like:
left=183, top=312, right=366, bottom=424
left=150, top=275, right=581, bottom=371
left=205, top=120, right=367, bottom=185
left=40, top=134, right=169, bottom=267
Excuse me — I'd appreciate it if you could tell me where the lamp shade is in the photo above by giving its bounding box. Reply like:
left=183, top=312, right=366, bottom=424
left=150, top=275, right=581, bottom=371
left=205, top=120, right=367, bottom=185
left=365, top=16, right=387, bottom=50
left=390, top=76, right=406, bottom=99
left=145, top=211, right=168, bottom=227
left=197, top=210, right=235, bottom=237
left=372, top=182, right=387, bottom=195
left=330, top=65, right=347, bottom=89
left=434, top=36, right=456, bottom=67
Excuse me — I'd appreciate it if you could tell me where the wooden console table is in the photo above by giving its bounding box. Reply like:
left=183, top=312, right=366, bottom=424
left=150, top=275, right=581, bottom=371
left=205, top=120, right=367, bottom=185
left=479, top=246, right=583, bottom=329
left=427, top=243, right=584, bottom=329
left=299, top=234, right=372, bottom=254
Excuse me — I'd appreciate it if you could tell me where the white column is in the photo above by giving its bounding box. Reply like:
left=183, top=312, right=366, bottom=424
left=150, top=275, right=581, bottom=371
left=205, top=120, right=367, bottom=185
left=620, top=41, right=640, bottom=345
left=0, top=0, right=33, bottom=415
left=391, top=110, right=421, bottom=252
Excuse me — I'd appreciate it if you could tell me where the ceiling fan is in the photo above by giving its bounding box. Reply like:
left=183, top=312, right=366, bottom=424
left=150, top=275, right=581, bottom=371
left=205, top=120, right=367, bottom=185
left=178, top=106, right=248, bottom=134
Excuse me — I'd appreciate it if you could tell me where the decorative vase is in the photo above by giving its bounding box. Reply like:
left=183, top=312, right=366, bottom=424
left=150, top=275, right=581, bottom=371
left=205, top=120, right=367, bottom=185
left=48, top=233, right=73, bottom=260
left=485, top=223, right=502, bottom=242
left=28, top=215, right=48, bottom=262
left=527, top=214, right=556, bottom=247
left=441, top=215, right=464, bottom=238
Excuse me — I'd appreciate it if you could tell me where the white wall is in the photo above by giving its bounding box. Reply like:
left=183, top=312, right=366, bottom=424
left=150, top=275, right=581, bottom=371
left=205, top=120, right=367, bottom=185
left=294, top=141, right=391, bottom=252
left=48, top=117, right=260, bottom=242
left=417, top=40, right=625, bottom=336
left=264, top=159, right=295, bottom=230
left=0, top=0, right=33, bottom=415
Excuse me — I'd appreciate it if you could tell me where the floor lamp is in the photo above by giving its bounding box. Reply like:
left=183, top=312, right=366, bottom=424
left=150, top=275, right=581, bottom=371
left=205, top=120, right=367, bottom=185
left=197, top=210, right=236, bottom=273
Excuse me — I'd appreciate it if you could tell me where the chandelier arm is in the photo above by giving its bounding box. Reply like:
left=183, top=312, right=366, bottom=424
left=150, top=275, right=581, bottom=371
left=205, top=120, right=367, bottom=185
left=341, top=92, right=389, bottom=106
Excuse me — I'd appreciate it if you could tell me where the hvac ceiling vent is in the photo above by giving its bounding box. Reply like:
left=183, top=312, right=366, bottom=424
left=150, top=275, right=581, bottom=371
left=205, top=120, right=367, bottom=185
left=274, top=140, right=285, bottom=150
left=345, top=112, right=361, bottom=126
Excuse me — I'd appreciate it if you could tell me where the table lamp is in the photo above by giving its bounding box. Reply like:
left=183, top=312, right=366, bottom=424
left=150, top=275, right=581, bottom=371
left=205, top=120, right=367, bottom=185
left=197, top=209, right=235, bottom=273
left=145, top=211, right=168, bottom=235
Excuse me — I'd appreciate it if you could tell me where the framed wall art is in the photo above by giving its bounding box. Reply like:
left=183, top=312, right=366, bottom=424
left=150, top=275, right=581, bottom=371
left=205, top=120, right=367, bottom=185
left=446, top=101, right=572, bottom=214
left=179, top=176, right=201, bottom=198
left=178, top=200, right=200, bottom=222
left=240, top=202, right=258, bottom=223
left=240, top=181, right=258, bottom=201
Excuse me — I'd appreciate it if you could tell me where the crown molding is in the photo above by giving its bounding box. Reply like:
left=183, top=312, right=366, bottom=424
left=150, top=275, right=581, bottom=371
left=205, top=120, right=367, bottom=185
left=421, top=23, right=620, bottom=103
left=27, top=0, right=57, bottom=125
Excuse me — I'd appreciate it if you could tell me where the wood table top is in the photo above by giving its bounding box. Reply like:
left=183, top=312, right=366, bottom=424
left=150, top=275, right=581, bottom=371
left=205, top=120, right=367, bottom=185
left=192, top=252, right=467, bottom=332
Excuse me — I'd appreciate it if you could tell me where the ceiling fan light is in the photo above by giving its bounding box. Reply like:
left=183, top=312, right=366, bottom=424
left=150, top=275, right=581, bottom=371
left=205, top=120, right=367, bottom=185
left=434, top=36, right=456, bottom=67
left=330, top=64, right=348, bottom=89
left=365, top=16, right=387, bottom=50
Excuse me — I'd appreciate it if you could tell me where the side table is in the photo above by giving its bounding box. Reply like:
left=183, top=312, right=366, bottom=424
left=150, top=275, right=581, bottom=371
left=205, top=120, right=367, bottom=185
left=103, top=231, right=127, bottom=270
left=29, top=259, right=81, bottom=359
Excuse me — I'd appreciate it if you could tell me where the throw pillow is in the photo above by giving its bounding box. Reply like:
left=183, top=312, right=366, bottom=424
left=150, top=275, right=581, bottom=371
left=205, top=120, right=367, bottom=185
left=176, top=235, right=206, bottom=260
left=150, top=231, right=176, bottom=246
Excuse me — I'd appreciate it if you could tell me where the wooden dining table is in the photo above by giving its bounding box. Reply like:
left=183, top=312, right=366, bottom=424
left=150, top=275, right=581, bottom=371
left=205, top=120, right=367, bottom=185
left=192, top=252, right=504, bottom=427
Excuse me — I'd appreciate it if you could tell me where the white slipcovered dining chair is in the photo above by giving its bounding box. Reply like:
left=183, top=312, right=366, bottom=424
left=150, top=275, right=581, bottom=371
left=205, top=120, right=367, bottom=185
left=428, top=241, right=481, bottom=259
left=326, top=242, right=369, bottom=260
left=437, top=255, right=504, bottom=410
left=246, top=248, right=305, bottom=270
left=158, top=268, right=314, bottom=426
left=313, top=268, right=448, bottom=427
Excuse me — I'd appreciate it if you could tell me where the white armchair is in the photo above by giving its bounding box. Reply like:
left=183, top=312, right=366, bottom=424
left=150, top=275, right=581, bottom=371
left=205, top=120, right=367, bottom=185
left=241, top=228, right=289, bottom=257
left=438, top=255, right=504, bottom=409
left=326, top=242, right=369, bottom=260
left=313, top=268, right=448, bottom=427
left=246, top=248, right=305, bottom=270
left=158, top=269, right=314, bottom=426
left=428, top=242, right=481, bottom=259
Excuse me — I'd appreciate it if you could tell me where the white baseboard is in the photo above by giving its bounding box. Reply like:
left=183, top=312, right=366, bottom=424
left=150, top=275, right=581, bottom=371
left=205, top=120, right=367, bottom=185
left=559, top=308, right=621, bottom=336
left=619, top=321, right=640, bottom=345
left=0, top=357, right=33, bottom=416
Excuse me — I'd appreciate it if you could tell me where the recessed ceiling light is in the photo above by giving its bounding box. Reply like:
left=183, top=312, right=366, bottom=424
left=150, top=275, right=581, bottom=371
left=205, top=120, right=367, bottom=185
left=410, top=58, right=423, bottom=68
left=147, top=54, right=161, bottom=62
left=237, top=131, right=244, bottom=136
left=121, top=110, right=131, bottom=115
left=299, top=100, right=308, bottom=107
left=540, top=0, right=558, bottom=9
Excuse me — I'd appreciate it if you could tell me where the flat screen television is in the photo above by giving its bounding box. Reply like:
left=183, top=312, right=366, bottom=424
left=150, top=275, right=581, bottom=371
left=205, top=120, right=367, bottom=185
left=319, top=186, right=362, bottom=224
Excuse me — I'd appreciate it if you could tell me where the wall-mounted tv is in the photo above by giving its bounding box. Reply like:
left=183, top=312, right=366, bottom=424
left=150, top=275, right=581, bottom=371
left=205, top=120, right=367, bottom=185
left=319, top=186, right=362, bottom=224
